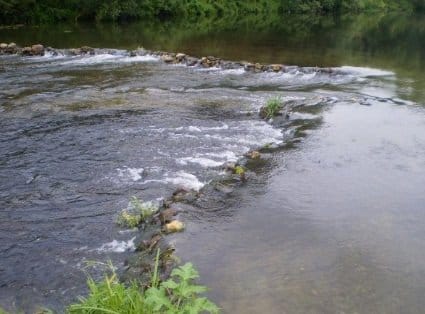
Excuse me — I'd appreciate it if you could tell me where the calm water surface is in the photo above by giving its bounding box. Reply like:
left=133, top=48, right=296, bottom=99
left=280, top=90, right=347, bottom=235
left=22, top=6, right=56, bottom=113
left=0, top=13, right=425, bottom=313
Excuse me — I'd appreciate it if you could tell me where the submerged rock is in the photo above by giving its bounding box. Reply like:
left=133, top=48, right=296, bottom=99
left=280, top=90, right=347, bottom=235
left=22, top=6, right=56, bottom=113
left=159, top=208, right=178, bottom=225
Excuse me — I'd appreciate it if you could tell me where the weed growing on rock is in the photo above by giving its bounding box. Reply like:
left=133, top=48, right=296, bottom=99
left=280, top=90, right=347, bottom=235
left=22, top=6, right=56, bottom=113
left=263, top=97, right=282, bottom=118
left=117, top=197, right=159, bottom=228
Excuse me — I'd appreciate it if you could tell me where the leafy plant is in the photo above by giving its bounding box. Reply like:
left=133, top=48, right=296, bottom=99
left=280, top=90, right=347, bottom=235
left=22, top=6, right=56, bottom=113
left=263, top=97, right=282, bottom=118
left=145, top=263, right=219, bottom=314
left=68, top=253, right=219, bottom=314
left=117, top=197, right=159, bottom=228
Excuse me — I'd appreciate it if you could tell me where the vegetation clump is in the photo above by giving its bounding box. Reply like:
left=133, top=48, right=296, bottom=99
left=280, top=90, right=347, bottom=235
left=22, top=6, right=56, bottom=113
left=68, top=260, right=219, bottom=314
left=261, top=97, right=282, bottom=119
left=117, top=197, right=159, bottom=228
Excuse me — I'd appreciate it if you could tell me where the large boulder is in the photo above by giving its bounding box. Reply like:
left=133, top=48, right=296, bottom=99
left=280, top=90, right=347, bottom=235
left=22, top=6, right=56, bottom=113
left=31, top=44, right=44, bottom=56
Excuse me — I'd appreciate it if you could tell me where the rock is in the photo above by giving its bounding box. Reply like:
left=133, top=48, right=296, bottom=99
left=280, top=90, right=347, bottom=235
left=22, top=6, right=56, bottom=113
left=69, top=48, right=81, bottom=55
left=0, top=43, right=7, bottom=49
left=21, top=46, right=32, bottom=55
left=165, top=220, right=185, bottom=233
left=185, top=57, right=198, bottom=66
left=244, top=63, right=255, bottom=71
left=271, top=64, right=283, bottom=72
left=31, top=44, right=44, bottom=56
left=130, top=50, right=137, bottom=57
left=175, top=53, right=186, bottom=61
left=80, top=46, right=94, bottom=55
left=172, top=188, right=198, bottom=203
left=138, top=234, right=162, bottom=251
left=224, top=162, right=236, bottom=172
left=246, top=150, right=261, bottom=159
left=161, top=55, right=175, bottom=63
left=159, top=208, right=178, bottom=225
left=214, top=183, right=234, bottom=194
left=6, top=42, right=17, bottom=53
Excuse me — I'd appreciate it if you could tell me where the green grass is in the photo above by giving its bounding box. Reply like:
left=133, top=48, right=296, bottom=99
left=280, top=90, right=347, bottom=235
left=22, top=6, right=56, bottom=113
left=263, top=97, right=282, bottom=119
left=68, top=252, right=219, bottom=314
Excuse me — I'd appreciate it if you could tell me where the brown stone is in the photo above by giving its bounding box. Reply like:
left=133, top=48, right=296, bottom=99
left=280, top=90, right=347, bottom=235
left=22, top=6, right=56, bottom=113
left=161, top=55, right=175, bottom=63
left=159, top=208, right=178, bottom=225
left=271, top=64, right=283, bottom=72
left=21, top=46, right=32, bottom=55
left=31, top=44, right=44, bottom=56
left=176, top=53, right=186, bottom=61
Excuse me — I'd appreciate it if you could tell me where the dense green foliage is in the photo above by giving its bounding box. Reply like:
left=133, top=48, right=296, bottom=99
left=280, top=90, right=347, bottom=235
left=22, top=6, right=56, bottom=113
left=0, top=0, right=423, bottom=24
left=68, top=262, right=219, bottom=314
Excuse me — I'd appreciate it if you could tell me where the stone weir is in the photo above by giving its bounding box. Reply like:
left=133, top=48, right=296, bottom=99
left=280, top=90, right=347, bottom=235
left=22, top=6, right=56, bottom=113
left=0, top=41, right=336, bottom=75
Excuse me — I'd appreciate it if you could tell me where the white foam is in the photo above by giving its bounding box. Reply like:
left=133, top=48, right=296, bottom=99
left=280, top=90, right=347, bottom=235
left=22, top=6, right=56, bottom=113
left=117, top=167, right=144, bottom=181
left=178, top=157, right=223, bottom=168
left=165, top=171, right=205, bottom=191
left=97, top=237, right=136, bottom=253
left=188, top=126, right=202, bottom=132
left=338, top=66, right=394, bottom=77
left=59, top=53, right=158, bottom=66
left=204, top=150, right=238, bottom=162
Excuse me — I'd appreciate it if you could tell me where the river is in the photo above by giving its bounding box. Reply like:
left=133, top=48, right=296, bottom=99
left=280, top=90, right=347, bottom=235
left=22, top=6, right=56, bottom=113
left=0, top=13, right=425, bottom=313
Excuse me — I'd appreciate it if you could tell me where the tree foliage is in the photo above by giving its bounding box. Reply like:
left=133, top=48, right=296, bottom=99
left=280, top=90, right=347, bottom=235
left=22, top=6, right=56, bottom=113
left=0, top=0, right=423, bottom=24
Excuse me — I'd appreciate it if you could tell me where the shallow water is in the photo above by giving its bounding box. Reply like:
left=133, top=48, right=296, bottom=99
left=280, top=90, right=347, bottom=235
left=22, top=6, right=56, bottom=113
left=1, top=13, right=425, bottom=313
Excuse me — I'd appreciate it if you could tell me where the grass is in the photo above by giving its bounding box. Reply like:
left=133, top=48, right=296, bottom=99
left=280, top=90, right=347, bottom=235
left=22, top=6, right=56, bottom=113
left=263, top=97, right=282, bottom=119
left=68, top=251, right=219, bottom=314
left=116, top=197, right=159, bottom=228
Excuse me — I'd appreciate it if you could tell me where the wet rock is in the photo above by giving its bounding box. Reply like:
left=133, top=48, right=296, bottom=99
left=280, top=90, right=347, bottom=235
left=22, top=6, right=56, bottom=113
left=0, top=43, right=7, bottom=51
left=161, top=54, right=175, bottom=63
left=244, top=62, right=255, bottom=71
left=246, top=150, right=261, bottom=159
left=201, top=56, right=220, bottom=68
left=185, top=57, right=198, bottom=66
left=176, top=53, right=186, bottom=61
left=6, top=42, right=17, bottom=54
left=159, top=208, right=178, bottom=225
left=271, top=64, right=283, bottom=72
left=172, top=188, right=198, bottom=203
left=165, top=220, right=185, bottom=233
left=80, top=46, right=95, bottom=55
left=137, top=234, right=162, bottom=252
left=21, top=46, right=32, bottom=56
left=224, top=162, right=236, bottom=172
left=31, top=44, right=44, bottom=56
left=130, top=50, right=137, bottom=57
left=214, top=182, right=234, bottom=194
left=69, top=48, right=81, bottom=56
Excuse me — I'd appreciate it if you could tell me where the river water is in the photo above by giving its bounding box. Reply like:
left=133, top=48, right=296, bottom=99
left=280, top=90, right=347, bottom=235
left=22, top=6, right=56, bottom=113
left=1, top=13, right=425, bottom=313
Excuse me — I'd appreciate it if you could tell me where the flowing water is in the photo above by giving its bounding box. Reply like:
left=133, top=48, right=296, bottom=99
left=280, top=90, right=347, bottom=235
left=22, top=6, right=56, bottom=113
left=1, top=13, right=425, bottom=313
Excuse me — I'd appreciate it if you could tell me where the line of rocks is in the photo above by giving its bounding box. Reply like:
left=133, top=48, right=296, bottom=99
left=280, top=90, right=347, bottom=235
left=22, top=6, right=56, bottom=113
left=1, top=42, right=336, bottom=75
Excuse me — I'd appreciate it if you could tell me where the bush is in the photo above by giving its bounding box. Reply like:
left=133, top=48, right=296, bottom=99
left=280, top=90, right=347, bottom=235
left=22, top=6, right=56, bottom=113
left=116, top=197, right=158, bottom=228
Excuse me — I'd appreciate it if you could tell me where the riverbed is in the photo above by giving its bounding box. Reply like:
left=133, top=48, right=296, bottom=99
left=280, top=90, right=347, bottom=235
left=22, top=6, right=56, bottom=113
left=1, top=13, right=425, bottom=313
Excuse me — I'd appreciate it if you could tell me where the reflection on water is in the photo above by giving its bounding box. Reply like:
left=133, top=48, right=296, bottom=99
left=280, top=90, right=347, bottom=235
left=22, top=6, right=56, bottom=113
left=0, top=12, right=425, bottom=313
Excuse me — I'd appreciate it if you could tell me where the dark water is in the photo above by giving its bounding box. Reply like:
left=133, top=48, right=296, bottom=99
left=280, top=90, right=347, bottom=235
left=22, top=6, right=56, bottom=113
left=1, top=13, right=425, bottom=313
